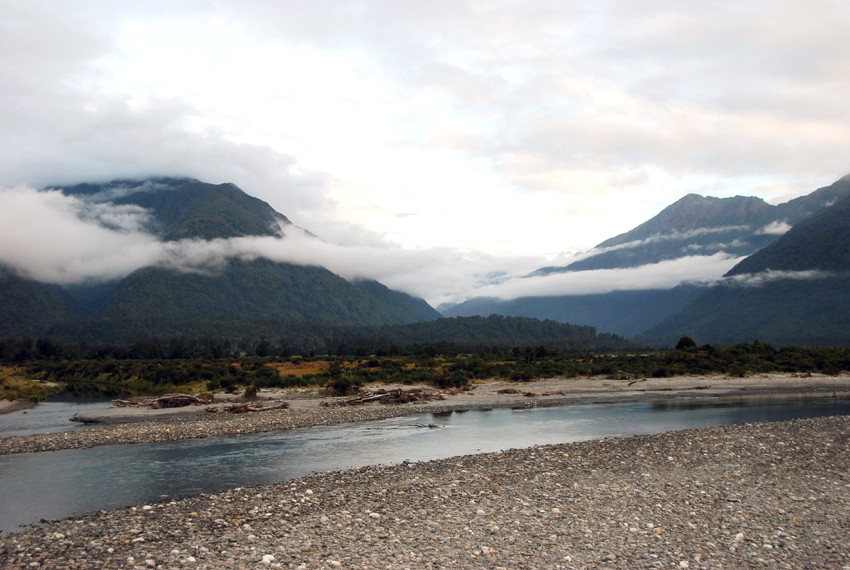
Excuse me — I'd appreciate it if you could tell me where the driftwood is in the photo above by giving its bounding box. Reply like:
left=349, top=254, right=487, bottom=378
left=111, top=394, right=203, bottom=409
left=225, top=401, right=290, bottom=414
left=344, top=388, right=441, bottom=406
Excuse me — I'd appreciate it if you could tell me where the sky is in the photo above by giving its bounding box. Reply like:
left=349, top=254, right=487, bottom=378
left=1, top=0, right=849, bottom=307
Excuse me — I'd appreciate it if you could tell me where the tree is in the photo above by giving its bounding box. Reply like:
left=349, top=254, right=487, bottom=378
left=675, top=336, right=697, bottom=350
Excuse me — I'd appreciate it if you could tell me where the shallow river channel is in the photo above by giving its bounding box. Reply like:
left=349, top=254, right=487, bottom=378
left=1, top=396, right=848, bottom=533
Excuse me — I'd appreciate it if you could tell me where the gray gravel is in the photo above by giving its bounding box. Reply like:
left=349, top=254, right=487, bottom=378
left=5, top=372, right=850, bottom=456
left=2, top=415, right=848, bottom=569
left=0, top=405, right=429, bottom=455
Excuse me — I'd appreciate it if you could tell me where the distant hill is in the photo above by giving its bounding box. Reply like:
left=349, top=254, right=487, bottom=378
left=640, top=193, right=850, bottom=346
left=449, top=175, right=850, bottom=342
left=1, top=178, right=440, bottom=343
left=358, top=315, right=635, bottom=352
left=35, top=314, right=637, bottom=354
left=442, top=285, right=706, bottom=337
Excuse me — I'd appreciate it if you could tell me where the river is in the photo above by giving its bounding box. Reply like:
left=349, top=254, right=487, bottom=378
left=0, top=396, right=848, bottom=533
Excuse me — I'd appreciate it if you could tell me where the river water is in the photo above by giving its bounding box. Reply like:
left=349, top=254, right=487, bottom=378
left=0, top=394, right=112, bottom=438
left=0, top=396, right=848, bottom=533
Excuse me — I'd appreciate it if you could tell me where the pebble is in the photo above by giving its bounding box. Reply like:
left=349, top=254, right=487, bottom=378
left=0, top=405, right=432, bottom=455
left=0, top=416, right=848, bottom=568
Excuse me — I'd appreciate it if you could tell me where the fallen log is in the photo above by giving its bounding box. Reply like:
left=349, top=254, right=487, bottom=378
left=147, top=394, right=204, bottom=409
left=225, top=401, right=290, bottom=414
left=344, top=388, right=439, bottom=406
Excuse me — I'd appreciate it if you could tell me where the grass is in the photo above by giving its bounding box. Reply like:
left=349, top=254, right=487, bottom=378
left=0, top=366, right=62, bottom=402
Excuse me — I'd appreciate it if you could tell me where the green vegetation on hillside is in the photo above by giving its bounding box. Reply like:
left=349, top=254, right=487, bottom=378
left=3, top=315, right=635, bottom=360
left=60, top=177, right=289, bottom=241
left=93, top=258, right=440, bottom=326
left=640, top=275, right=850, bottom=347
left=727, top=194, right=850, bottom=276
left=0, top=270, right=81, bottom=338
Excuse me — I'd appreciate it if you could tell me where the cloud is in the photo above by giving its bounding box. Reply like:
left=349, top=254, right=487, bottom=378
left=0, top=184, right=820, bottom=312
left=0, top=0, right=848, bottom=297
left=724, top=269, right=835, bottom=287
left=589, top=225, right=752, bottom=254
left=756, top=221, right=792, bottom=236
left=2, top=0, right=849, bottom=261
left=0, top=186, right=546, bottom=306
left=475, top=253, right=742, bottom=300
left=0, top=187, right=162, bottom=283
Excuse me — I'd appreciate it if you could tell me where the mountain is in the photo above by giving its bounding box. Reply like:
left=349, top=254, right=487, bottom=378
left=448, top=175, right=850, bottom=339
left=535, top=175, right=850, bottom=274
left=442, top=285, right=706, bottom=337
left=94, top=258, right=437, bottom=326
left=640, top=194, right=850, bottom=346
left=726, top=192, right=850, bottom=276
left=1, top=177, right=440, bottom=343
left=56, top=177, right=293, bottom=240
left=0, top=268, right=82, bottom=338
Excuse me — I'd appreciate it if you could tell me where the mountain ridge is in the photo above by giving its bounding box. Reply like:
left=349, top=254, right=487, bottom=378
left=2, top=178, right=442, bottom=342
left=57, top=177, right=293, bottom=241
left=640, top=189, right=850, bottom=346
left=534, top=175, right=850, bottom=274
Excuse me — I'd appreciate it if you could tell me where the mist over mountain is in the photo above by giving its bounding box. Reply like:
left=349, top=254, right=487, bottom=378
left=442, top=285, right=706, bottom=338
left=640, top=192, right=850, bottom=346
left=534, top=175, right=850, bottom=275
left=1, top=178, right=441, bottom=343
left=4, top=174, right=850, bottom=349
left=725, top=193, right=850, bottom=276
left=446, top=175, right=850, bottom=345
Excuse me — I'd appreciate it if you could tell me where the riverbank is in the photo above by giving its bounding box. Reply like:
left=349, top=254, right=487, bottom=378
left=1, top=414, right=847, bottom=568
left=0, top=400, right=35, bottom=415
left=2, top=373, right=850, bottom=455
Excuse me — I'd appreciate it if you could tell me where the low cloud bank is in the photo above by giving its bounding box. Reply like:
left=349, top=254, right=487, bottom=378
left=0, top=187, right=162, bottom=283
left=724, top=269, right=835, bottom=287
left=0, top=186, right=540, bottom=305
left=0, top=186, right=754, bottom=306
left=472, top=253, right=743, bottom=300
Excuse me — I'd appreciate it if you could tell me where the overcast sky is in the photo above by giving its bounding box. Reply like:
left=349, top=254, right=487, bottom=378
left=1, top=1, right=849, bottom=306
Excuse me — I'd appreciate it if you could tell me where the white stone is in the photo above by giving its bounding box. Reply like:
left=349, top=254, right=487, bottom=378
left=261, top=554, right=275, bottom=565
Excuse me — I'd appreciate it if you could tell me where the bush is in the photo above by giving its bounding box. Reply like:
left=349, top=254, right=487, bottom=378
left=649, top=366, right=669, bottom=378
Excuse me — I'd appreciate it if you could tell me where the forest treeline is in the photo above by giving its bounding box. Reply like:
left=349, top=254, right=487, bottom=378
left=3, top=337, right=850, bottom=400
left=0, top=315, right=635, bottom=361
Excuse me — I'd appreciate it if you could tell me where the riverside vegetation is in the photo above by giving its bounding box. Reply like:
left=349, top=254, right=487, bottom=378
left=2, top=336, right=850, bottom=401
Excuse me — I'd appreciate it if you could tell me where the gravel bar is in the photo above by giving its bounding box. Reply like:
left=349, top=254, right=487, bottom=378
left=2, top=415, right=848, bottom=569
left=0, top=405, right=433, bottom=455
left=4, top=373, right=850, bottom=456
